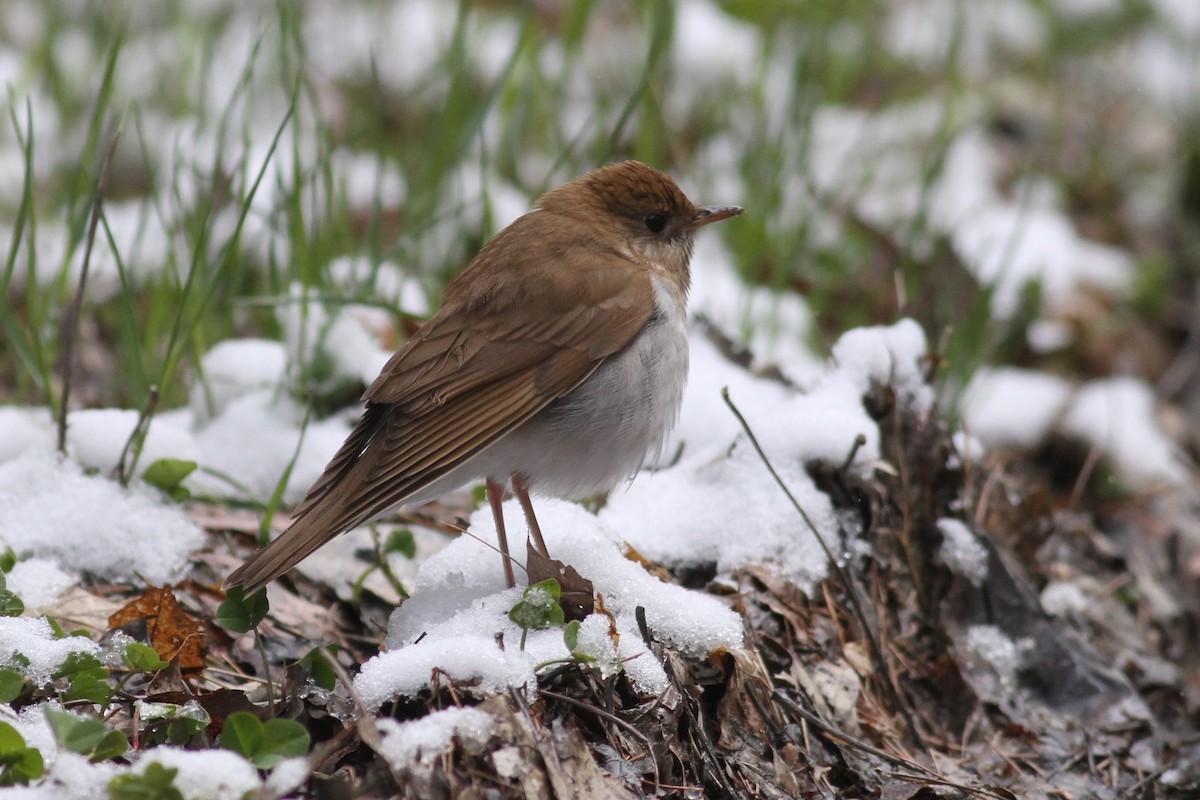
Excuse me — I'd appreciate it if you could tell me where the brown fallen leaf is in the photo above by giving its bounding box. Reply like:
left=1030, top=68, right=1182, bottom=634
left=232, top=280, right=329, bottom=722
left=108, top=585, right=206, bottom=671
left=526, top=541, right=594, bottom=621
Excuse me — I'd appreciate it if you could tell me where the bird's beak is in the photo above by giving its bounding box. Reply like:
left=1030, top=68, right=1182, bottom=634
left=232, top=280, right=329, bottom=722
left=690, top=205, right=744, bottom=228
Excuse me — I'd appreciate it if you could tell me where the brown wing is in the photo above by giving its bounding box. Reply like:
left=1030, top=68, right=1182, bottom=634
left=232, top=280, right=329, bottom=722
left=225, top=214, right=654, bottom=593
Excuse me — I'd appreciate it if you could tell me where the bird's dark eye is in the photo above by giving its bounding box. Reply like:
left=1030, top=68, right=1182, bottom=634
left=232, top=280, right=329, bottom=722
left=643, top=213, right=667, bottom=233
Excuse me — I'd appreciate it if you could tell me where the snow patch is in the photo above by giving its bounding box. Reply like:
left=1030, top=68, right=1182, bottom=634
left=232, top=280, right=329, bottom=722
left=936, top=519, right=989, bottom=587
left=961, top=368, right=1072, bottom=449
left=0, top=618, right=99, bottom=684
left=0, top=450, right=203, bottom=584
left=1063, top=377, right=1188, bottom=489
left=375, top=707, right=494, bottom=769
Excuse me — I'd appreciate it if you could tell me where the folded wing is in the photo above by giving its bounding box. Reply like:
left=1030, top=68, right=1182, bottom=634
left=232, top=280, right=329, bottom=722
left=225, top=215, right=654, bottom=592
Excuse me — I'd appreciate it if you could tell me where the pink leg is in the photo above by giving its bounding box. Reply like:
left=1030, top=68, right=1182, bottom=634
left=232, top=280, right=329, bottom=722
left=486, top=478, right=516, bottom=588
left=511, top=474, right=549, bottom=557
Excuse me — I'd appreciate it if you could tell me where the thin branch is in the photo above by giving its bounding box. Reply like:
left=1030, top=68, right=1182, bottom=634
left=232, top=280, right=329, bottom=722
left=721, top=387, right=924, bottom=749
left=538, top=688, right=661, bottom=793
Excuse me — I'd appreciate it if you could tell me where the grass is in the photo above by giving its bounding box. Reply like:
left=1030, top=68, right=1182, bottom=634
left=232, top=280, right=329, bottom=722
left=0, top=0, right=1192, bottom=437
left=2, top=2, right=1199, bottom=795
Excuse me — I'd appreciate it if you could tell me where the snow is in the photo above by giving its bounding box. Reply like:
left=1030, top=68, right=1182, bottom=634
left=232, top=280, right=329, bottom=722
left=65, top=409, right=198, bottom=478
left=952, top=202, right=1133, bottom=319
left=830, top=319, right=932, bottom=410
left=936, top=519, right=989, bottom=587
left=602, top=438, right=839, bottom=591
left=190, top=338, right=287, bottom=423
left=571, top=613, right=622, bottom=679
left=951, top=431, right=987, bottom=466
left=134, top=747, right=261, bottom=800
left=356, top=499, right=744, bottom=707
left=0, top=406, right=52, bottom=462
left=0, top=617, right=98, bottom=684
left=1041, top=580, right=1090, bottom=618
left=960, top=371, right=1188, bottom=490
left=689, top=238, right=823, bottom=387
left=885, top=0, right=1045, bottom=75
left=265, top=757, right=309, bottom=795
left=6, top=559, right=75, bottom=609
left=961, top=624, right=1030, bottom=696
left=325, top=257, right=430, bottom=316
left=188, top=390, right=352, bottom=504
left=961, top=368, right=1073, bottom=449
left=671, top=0, right=760, bottom=85
left=0, top=0, right=1195, bottom=793
left=0, top=450, right=203, bottom=584
left=1063, top=377, right=1188, bottom=489
left=277, top=285, right=394, bottom=392
left=375, top=707, right=495, bottom=769
left=667, top=332, right=794, bottom=459
left=0, top=749, right=116, bottom=800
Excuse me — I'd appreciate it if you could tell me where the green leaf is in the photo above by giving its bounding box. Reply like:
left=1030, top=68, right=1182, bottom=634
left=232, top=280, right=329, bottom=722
left=54, top=652, right=112, bottom=705
left=297, top=647, right=336, bottom=692
left=217, top=711, right=264, bottom=759
left=216, top=587, right=269, bottom=633
left=561, top=619, right=597, bottom=664
left=563, top=620, right=581, bottom=652
left=258, top=718, right=310, bottom=767
left=63, top=674, right=112, bottom=705
left=0, top=669, right=25, bottom=703
left=108, top=763, right=184, bottom=800
left=508, top=579, right=565, bottom=631
left=44, top=706, right=128, bottom=762
left=218, top=712, right=310, bottom=769
left=53, top=651, right=104, bottom=680
left=141, top=458, right=197, bottom=500
left=166, top=712, right=209, bottom=746
left=0, top=590, right=22, bottom=617
left=382, top=529, right=416, bottom=559
left=0, top=721, right=44, bottom=786
left=0, top=548, right=14, bottom=573
left=124, top=642, right=169, bottom=672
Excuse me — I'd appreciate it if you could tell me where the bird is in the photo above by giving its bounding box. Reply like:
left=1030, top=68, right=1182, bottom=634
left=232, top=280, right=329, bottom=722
left=225, top=160, right=742, bottom=594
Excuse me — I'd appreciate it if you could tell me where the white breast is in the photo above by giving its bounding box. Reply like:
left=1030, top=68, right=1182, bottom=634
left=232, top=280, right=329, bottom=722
left=468, top=276, right=689, bottom=500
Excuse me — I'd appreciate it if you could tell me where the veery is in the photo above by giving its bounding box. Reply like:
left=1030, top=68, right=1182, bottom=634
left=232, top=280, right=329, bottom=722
left=226, top=160, right=742, bottom=593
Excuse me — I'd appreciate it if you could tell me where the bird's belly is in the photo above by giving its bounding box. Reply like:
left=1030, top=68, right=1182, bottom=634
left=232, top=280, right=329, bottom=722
left=472, top=306, right=688, bottom=500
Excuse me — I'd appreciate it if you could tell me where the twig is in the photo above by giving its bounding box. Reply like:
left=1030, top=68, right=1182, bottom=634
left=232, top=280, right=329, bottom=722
left=1068, top=441, right=1105, bottom=511
left=721, top=387, right=924, bottom=749
left=840, top=433, right=867, bottom=473
left=635, top=606, right=741, bottom=798
left=538, top=688, right=661, bottom=793
left=323, top=646, right=403, bottom=787
left=772, top=691, right=1009, bottom=800
left=57, top=123, right=123, bottom=452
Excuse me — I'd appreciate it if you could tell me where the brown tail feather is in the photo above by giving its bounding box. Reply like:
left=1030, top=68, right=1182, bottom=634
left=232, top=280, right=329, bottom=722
left=222, top=499, right=350, bottom=594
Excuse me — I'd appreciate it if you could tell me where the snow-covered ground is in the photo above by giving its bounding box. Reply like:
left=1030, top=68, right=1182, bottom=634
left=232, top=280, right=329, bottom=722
left=1, top=0, right=1196, bottom=796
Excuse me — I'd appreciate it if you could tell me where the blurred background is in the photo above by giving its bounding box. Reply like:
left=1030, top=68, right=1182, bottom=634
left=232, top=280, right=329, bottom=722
left=2, top=0, right=1199, bottom=455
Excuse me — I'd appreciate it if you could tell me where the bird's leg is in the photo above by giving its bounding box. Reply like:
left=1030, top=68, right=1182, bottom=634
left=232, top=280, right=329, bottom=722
left=486, top=478, right=516, bottom=588
left=511, top=474, right=549, bottom=557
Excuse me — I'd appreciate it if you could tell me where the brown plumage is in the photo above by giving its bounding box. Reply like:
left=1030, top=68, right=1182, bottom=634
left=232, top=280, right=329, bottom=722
left=225, top=161, right=741, bottom=594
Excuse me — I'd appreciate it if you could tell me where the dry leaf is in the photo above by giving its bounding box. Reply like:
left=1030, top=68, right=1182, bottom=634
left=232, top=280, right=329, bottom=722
left=108, top=585, right=206, bottom=670
left=526, top=541, right=594, bottom=620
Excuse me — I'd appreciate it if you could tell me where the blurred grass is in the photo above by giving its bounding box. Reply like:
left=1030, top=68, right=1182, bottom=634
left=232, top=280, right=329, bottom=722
left=0, top=0, right=1194, bottom=418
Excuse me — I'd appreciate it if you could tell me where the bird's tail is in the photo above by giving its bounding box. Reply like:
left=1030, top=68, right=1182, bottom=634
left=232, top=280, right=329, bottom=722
left=222, top=500, right=350, bottom=595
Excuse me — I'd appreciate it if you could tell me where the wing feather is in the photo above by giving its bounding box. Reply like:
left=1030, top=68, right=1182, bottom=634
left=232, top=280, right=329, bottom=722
left=225, top=212, right=655, bottom=593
